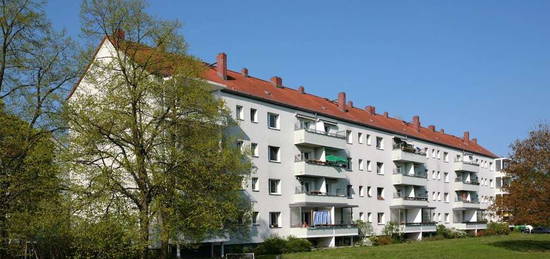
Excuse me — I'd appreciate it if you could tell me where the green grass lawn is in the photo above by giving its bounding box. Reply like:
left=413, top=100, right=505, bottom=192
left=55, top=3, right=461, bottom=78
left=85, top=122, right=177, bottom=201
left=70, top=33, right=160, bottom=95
left=278, top=233, right=550, bottom=259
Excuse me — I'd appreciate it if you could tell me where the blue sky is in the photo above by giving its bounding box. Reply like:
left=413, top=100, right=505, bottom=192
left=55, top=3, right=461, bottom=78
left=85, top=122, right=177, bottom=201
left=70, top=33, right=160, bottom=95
left=47, top=0, right=550, bottom=156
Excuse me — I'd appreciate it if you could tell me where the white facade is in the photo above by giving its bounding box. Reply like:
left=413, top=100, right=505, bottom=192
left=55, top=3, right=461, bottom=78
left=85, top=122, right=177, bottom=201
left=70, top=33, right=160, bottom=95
left=221, top=90, right=499, bottom=246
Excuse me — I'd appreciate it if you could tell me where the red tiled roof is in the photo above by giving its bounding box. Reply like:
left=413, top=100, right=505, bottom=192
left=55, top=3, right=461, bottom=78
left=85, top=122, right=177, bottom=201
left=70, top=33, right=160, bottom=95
left=70, top=37, right=498, bottom=158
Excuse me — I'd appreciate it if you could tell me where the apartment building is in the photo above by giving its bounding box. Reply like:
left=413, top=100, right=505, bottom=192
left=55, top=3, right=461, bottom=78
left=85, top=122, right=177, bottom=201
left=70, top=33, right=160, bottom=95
left=70, top=35, right=501, bottom=250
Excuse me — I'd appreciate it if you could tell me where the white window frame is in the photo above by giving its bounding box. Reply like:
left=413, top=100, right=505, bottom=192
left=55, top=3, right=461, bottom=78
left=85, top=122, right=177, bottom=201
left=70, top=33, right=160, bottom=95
left=376, top=137, right=384, bottom=149
left=346, top=130, right=352, bottom=144
left=358, top=159, right=364, bottom=171
left=251, top=177, right=259, bottom=191
left=250, top=108, right=258, bottom=123
left=269, top=212, right=281, bottom=228
left=236, top=105, right=244, bottom=120
left=268, top=179, right=281, bottom=195
left=268, top=146, right=280, bottom=162
left=267, top=112, right=280, bottom=129
left=251, top=143, right=259, bottom=157
left=358, top=132, right=364, bottom=144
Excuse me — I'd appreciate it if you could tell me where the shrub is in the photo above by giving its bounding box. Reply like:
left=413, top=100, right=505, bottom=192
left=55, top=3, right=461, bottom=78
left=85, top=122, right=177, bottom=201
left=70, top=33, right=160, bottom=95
left=486, top=222, right=510, bottom=236
left=435, top=224, right=466, bottom=239
left=284, top=236, right=312, bottom=253
left=254, top=236, right=312, bottom=255
left=369, top=235, right=393, bottom=246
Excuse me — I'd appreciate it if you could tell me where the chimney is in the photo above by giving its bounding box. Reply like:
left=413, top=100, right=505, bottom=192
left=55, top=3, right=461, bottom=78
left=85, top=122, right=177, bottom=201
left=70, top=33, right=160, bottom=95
left=271, top=76, right=282, bottom=88
left=440, top=128, right=445, bottom=134
left=428, top=125, right=435, bottom=132
left=347, top=101, right=353, bottom=108
left=337, top=92, right=346, bottom=111
left=472, top=138, right=478, bottom=144
left=114, top=29, right=125, bottom=40
left=241, top=68, right=248, bottom=77
left=217, top=53, right=227, bottom=80
left=463, top=131, right=470, bottom=142
left=412, top=115, right=420, bottom=132
left=365, top=105, right=375, bottom=115
left=383, top=112, right=389, bottom=118
left=298, top=86, right=305, bottom=94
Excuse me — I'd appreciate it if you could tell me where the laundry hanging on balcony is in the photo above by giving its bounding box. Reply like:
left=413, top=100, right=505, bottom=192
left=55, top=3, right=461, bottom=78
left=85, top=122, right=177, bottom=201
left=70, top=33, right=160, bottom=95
left=313, top=210, right=331, bottom=226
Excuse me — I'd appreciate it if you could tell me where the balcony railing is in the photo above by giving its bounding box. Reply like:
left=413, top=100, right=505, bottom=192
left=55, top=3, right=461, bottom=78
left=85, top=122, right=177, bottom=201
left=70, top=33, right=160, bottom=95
left=461, top=221, right=488, bottom=224
left=454, top=158, right=480, bottom=166
left=403, top=222, right=437, bottom=226
left=294, top=125, right=346, bottom=139
left=455, top=198, right=480, bottom=204
left=294, top=156, right=348, bottom=169
left=295, top=189, right=346, bottom=197
left=455, top=177, right=480, bottom=185
left=393, top=143, right=427, bottom=156
left=290, top=223, right=357, bottom=229
left=394, top=193, right=429, bottom=201
left=393, top=168, right=427, bottom=178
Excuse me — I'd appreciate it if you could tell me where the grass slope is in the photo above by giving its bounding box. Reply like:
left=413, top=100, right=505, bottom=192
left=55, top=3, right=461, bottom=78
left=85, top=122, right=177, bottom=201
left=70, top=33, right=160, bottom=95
left=281, top=233, right=550, bottom=259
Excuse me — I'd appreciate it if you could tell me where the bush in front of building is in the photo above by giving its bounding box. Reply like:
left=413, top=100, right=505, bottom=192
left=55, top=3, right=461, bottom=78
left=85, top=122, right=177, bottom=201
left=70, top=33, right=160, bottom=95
left=435, top=224, right=467, bottom=239
left=254, top=236, right=312, bottom=255
left=485, top=222, right=511, bottom=236
left=369, top=235, right=394, bottom=246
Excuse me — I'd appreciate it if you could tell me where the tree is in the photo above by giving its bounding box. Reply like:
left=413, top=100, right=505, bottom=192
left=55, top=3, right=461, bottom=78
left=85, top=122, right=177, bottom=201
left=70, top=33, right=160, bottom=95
left=492, top=124, right=550, bottom=226
left=64, top=0, right=252, bottom=257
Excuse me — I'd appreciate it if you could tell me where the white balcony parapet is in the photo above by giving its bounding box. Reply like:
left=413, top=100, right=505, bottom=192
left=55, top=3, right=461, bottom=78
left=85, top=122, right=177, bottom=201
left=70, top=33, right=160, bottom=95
left=289, top=225, right=358, bottom=238
left=453, top=199, right=481, bottom=210
left=291, top=192, right=351, bottom=205
left=391, top=195, right=429, bottom=208
left=454, top=178, right=480, bottom=192
left=393, top=170, right=428, bottom=186
left=294, top=127, right=347, bottom=149
left=391, top=147, right=427, bottom=164
left=399, top=223, right=437, bottom=233
left=452, top=222, right=487, bottom=230
left=294, top=160, right=347, bottom=179
left=453, top=159, right=480, bottom=173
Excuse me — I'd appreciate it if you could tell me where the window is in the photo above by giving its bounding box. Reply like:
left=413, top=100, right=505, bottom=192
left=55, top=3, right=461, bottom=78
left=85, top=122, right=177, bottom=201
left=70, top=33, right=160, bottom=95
left=236, top=140, right=243, bottom=151
left=251, top=177, right=259, bottom=191
left=432, top=192, right=436, bottom=201
left=444, top=172, right=449, bottom=183
left=437, top=213, right=441, bottom=222
left=444, top=192, right=449, bottom=202
left=377, top=187, right=384, bottom=200
left=377, top=213, right=385, bottom=224
left=424, top=147, right=429, bottom=158
left=367, top=160, right=372, bottom=171
left=367, top=186, right=372, bottom=197
left=376, top=162, right=384, bottom=175
left=437, top=192, right=441, bottom=201
left=251, top=143, right=259, bottom=157
left=267, top=112, right=279, bottom=129
left=367, top=212, right=372, bottom=223
left=359, top=186, right=364, bottom=197
left=376, top=137, right=384, bottom=149
left=252, top=212, right=259, bottom=225
left=432, top=170, right=436, bottom=179
left=268, top=179, right=281, bottom=194
left=358, top=132, right=364, bottom=144
left=268, top=146, right=280, bottom=162
left=490, top=179, right=494, bottom=188
left=443, top=152, right=449, bottom=162
left=437, top=171, right=441, bottom=180
left=358, top=159, right=364, bottom=171
left=366, top=134, right=372, bottom=145
left=359, top=212, right=365, bottom=221
left=437, top=150, right=441, bottom=159
left=346, top=130, right=352, bottom=144
left=250, top=108, right=258, bottom=123
left=347, top=185, right=353, bottom=198
left=432, top=149, right=436, bottom=158
left=269, top=212, right=281, bottom=228
left=236, top=105, right=244, bottom=120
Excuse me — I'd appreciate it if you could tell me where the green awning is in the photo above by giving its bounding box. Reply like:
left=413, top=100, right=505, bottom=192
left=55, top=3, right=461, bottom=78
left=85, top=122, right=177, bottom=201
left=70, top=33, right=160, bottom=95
left=326, top=155, right=348, bottom=164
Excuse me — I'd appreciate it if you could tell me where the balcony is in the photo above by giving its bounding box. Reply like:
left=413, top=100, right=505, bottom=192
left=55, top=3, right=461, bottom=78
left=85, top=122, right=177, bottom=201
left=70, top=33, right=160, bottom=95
left=454, top=178, right=480, bottom=192
left=453, top=199, right=481, bottom=210
left=393, top=169, right=428, bottom=186
left=289, top=224, right=358, bottom=238
left=453, top=159, right=480, bottom=173
left=294, top=126, right=346, bottom=149
left=392, top=144, right=427, bottom=164
left=399, top=222, right=437, bottom=233
left=453, top=222, right=487, bottom=230
left=294, top=159, right=347, bottom=179
left=291, top=191, right=350, bottom=206
left=391, top=195, right=429, bottom=208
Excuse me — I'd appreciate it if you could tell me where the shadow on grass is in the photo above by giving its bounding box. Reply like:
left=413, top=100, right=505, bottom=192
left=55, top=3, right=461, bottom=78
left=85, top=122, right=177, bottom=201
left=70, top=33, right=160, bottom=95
left=490, top=239, right=550, bottom=252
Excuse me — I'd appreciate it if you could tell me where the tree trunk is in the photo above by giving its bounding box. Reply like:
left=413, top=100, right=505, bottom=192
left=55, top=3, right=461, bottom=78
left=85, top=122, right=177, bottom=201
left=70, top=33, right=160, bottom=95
left=0, top=209, right=8, bottom=258
left=159, top=209, right=169, bottom=259
left=139, top=206, right=150, bottom=259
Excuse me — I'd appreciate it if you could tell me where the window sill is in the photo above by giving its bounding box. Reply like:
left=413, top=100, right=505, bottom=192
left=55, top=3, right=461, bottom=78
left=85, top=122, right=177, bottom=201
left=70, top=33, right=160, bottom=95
left=269, top=160, right=281, bottom=164
left=251, top=121, right=258, bottom=124
left=270, top=226, right=283, bottom=229
left=252, top=189, right=260, bottom=192
left=268, top=127, right=280, bottom=131
left=252, top=224, right=260, bottom=227
left=252, top=155, right=259, bottom=158
left=269, top=193, right=282, bottom=196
